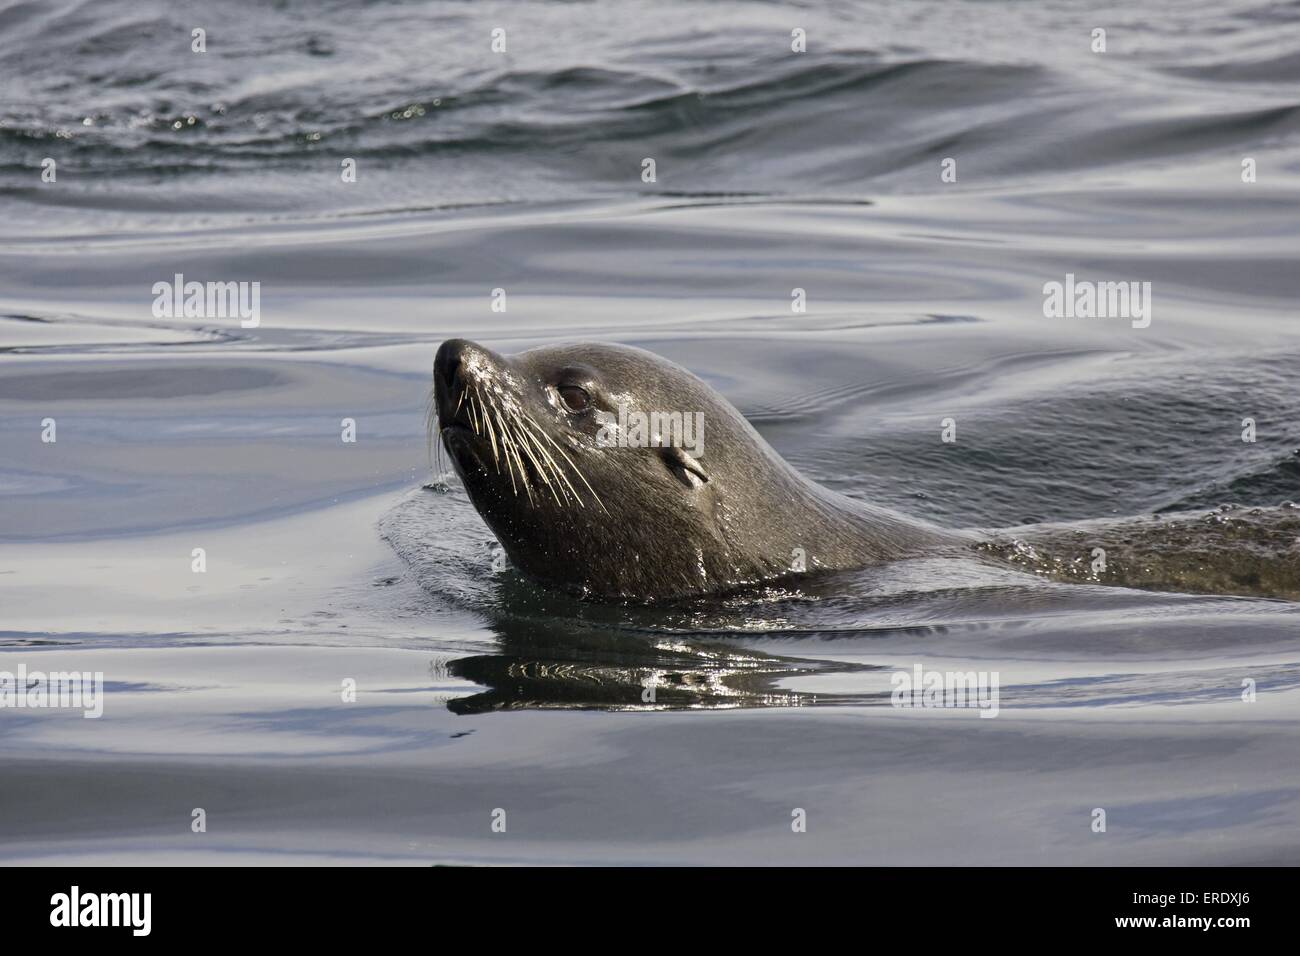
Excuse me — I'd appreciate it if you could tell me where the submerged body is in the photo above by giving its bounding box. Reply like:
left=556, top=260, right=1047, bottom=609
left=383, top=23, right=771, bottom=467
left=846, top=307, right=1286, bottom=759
left=434, top=338, right=1299, bottom=603
left=989, top=506, right=1300, bottom=602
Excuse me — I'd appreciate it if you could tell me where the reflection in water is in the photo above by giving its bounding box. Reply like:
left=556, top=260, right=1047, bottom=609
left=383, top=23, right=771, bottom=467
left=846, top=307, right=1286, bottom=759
left=384, top=482, right=1300, bottom=714
left=443, top=614, right=871, bottom=714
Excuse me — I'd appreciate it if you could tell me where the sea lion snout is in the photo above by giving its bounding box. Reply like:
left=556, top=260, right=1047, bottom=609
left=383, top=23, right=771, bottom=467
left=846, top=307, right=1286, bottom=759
left=433, top=337, right=469, bottom=394
left=434, top=338, right=508, bottom=424
left=435, top=337, right=490, bottom=394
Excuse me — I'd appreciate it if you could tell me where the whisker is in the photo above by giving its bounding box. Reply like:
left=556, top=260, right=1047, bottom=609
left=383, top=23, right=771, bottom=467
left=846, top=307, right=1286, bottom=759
left=478, top=389, right=502, bottom=472
left=440, top=375, right=606, bottom=515
left=514, top=418, right=566, bottom=507
left=492, top=408, right=516, bottom=494
left=504, top=418, right=538, bottom=505
left=525, top=428, right=591, bottom=514
left=509, top=428, right=536, bottom=505
left=426, top=388, right=455, bottom=479
left=516, top=418, right=576, bottom=506
left=522, top=412, right=609, bottom=514
left=424, top=389, right=437, bottom=467
left=490, top=400, right=527, bottom=500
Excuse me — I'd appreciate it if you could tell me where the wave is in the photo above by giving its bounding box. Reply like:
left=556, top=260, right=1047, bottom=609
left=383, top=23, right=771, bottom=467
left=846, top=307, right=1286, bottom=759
left=5, top=0, right=1300, bottom=226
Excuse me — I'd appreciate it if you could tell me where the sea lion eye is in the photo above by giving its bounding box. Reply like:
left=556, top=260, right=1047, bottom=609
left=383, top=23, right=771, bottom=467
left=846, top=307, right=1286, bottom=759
left=557, top=385, right=590, bottom=411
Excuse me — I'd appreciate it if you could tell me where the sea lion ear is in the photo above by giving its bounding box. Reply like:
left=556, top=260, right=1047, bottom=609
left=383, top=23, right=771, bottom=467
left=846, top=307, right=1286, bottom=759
left=659, top=446, right=709, bottom=488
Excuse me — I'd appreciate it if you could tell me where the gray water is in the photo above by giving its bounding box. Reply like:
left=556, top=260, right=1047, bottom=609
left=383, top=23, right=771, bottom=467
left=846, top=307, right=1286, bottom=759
left=2, top=0, right=1300, bottom=864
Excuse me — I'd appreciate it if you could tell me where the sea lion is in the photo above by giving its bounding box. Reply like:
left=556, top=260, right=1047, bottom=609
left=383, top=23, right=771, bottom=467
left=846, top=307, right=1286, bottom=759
left=433, top=338, right=1300, bottom=603
left=433, top=337, right=966, bottom=602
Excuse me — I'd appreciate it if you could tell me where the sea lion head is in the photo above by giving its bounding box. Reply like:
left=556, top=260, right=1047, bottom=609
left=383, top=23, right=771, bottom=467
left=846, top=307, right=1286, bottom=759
left=433, top=338, right=808, bottom=601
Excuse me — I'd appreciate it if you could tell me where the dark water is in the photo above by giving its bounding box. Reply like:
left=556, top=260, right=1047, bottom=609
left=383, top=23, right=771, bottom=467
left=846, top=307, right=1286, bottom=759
left=3, top=0, right=1300, bottom=864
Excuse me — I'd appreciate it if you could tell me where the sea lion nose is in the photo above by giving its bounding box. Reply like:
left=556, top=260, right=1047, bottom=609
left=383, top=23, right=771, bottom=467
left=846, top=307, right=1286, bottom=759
left=435, top=338, right=474, bottom=394
left=435, top=338, right=505, bottom=421
left=436, top=338, right=505, bottom=390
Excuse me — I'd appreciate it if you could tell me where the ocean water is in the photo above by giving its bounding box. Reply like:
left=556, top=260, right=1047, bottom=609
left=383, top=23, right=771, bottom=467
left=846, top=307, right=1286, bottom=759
left=2, top=0, right=1300, bottom=864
